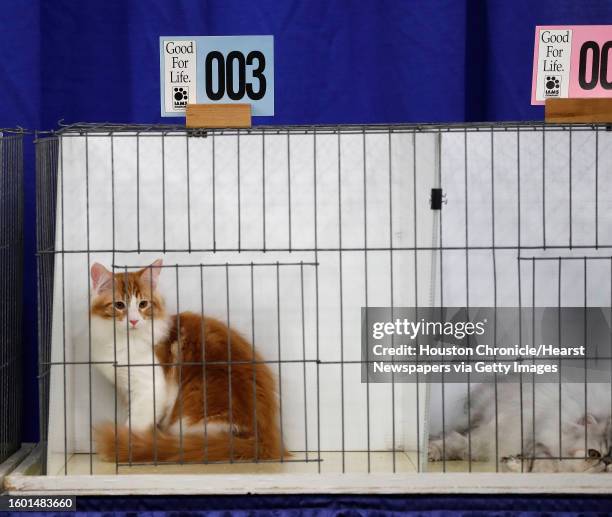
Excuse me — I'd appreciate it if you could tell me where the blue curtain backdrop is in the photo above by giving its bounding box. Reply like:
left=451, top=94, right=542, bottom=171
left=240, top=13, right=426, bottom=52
left=1, top=0, right=611, bottom=446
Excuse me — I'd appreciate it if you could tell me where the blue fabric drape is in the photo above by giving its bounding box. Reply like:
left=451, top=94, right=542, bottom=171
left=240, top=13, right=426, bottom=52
left=1, top=0, right=611, bottom=450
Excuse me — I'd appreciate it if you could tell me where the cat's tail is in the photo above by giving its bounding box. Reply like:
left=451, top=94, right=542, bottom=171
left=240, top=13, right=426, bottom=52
left=95, top=423, right=285, bottom=464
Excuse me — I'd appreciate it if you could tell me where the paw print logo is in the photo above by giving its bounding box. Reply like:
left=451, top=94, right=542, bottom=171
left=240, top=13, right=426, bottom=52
left=545, top=76, right=560, bottom=90
left=172, top=86, right=189, bottom=109
left=544, top=75, right=561, bottom=97
left=174, top=87, right=188, bottom=102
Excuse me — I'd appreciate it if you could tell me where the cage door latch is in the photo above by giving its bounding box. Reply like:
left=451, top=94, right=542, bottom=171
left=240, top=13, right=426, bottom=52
left=430, top=188, right=445, bottom=210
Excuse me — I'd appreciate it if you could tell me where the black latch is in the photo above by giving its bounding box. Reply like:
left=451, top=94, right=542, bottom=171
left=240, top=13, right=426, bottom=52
left=430, top=188, right=444, bottom=210
left=189, top=128, right=209, bottom=138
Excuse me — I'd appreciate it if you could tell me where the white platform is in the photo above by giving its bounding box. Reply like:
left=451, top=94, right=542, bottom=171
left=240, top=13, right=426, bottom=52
left=5, top=446, right=612, bottom=495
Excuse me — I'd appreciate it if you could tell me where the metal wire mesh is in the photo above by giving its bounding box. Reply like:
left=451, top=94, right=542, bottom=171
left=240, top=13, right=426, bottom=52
left=35, top=136, right=58, bottom=474
left=34, top=122, right=612, bottom=477
left=0, top=130, right=24, bottom=464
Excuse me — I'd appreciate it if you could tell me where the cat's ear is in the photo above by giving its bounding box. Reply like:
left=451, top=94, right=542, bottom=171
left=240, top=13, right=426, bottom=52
left=91, top=263, right=113, bottom=292
left=578, top=413, right=598, bottom=426
left=569, top=414, right=598, bottom=431
left=140, top=259, right=163, bottom=290
left=566, top=413, right=599, bottom=435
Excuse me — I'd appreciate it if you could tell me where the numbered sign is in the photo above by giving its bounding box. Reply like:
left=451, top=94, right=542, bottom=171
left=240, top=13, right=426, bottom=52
left=532, top=26, right=612, bottom=105
left=160, top=36, right=274, bottom=117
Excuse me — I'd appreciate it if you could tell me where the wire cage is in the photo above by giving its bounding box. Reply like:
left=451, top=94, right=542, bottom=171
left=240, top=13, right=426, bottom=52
left=0, top=129, right=24, bottom=465
left=28, top=122, right=612, bottom=492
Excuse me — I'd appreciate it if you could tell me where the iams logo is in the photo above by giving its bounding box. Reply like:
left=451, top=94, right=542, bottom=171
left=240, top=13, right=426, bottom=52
left=173, top=86, right=189, bottom=109
left=544, top=75, right=561, bottom=97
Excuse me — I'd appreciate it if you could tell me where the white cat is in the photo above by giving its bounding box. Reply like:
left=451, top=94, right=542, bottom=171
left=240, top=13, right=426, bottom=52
left=428, top=382, right=612, bottom=472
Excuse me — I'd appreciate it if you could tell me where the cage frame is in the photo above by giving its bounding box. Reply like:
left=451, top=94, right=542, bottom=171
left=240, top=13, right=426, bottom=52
left=8, top=120, right=612, bottom=495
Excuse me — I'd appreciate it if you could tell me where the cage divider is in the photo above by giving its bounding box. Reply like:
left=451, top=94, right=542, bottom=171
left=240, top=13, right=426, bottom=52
left=436, top=129, right=446, bottom=473
left=388, top=129, right=397, bottom=473
left=313, top=127, right=322, bottom=473
left=362, top=128, right=372, bottom=473
left=464, top=128, right=472, bottom=473
left=517, top=127, right=525, bottom=473
left=491, top=130, right=500, bottom=473
left=412, top=129, right=421, bottom=473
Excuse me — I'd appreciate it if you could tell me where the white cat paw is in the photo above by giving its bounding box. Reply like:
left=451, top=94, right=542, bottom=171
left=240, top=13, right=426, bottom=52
left=501, top=455, right=523, bottom=472
left=428, top=440, right=444, bottom=461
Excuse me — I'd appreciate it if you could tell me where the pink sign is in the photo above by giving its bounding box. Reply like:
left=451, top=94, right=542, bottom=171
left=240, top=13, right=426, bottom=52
left=532, top=25, right=612, bottom=105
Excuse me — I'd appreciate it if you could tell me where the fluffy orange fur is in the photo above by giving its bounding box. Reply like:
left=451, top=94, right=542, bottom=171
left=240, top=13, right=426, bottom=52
left=95, top=308, right=286, bottom=463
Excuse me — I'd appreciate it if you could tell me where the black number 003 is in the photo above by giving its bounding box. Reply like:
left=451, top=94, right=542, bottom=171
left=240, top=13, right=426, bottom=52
left=205, top=50, right=266, bottom=101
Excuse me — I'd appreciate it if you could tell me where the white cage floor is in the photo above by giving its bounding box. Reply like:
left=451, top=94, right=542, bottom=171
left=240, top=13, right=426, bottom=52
left=8, top=447, right=612, bottom=495
left=427, top=460, right=498, bottom=473
left=49, top=452, right=500, bottom=475
left=52, top=451, right=424, bottom=475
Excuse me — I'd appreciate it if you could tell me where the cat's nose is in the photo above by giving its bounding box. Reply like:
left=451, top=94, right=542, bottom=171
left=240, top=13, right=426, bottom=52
left=129, top=319, right=138, bottom=327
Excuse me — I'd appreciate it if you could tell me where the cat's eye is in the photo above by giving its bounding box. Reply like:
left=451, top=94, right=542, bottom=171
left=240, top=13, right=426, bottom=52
left=588, top=449, right=601, bottom=458
left=113, top=301, right=126, bottom=310
left=139, top=300, right=149, bottom=309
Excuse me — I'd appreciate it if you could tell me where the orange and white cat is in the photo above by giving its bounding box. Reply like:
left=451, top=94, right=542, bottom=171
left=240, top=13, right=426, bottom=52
left=90, top=260, right=285, bottom=463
